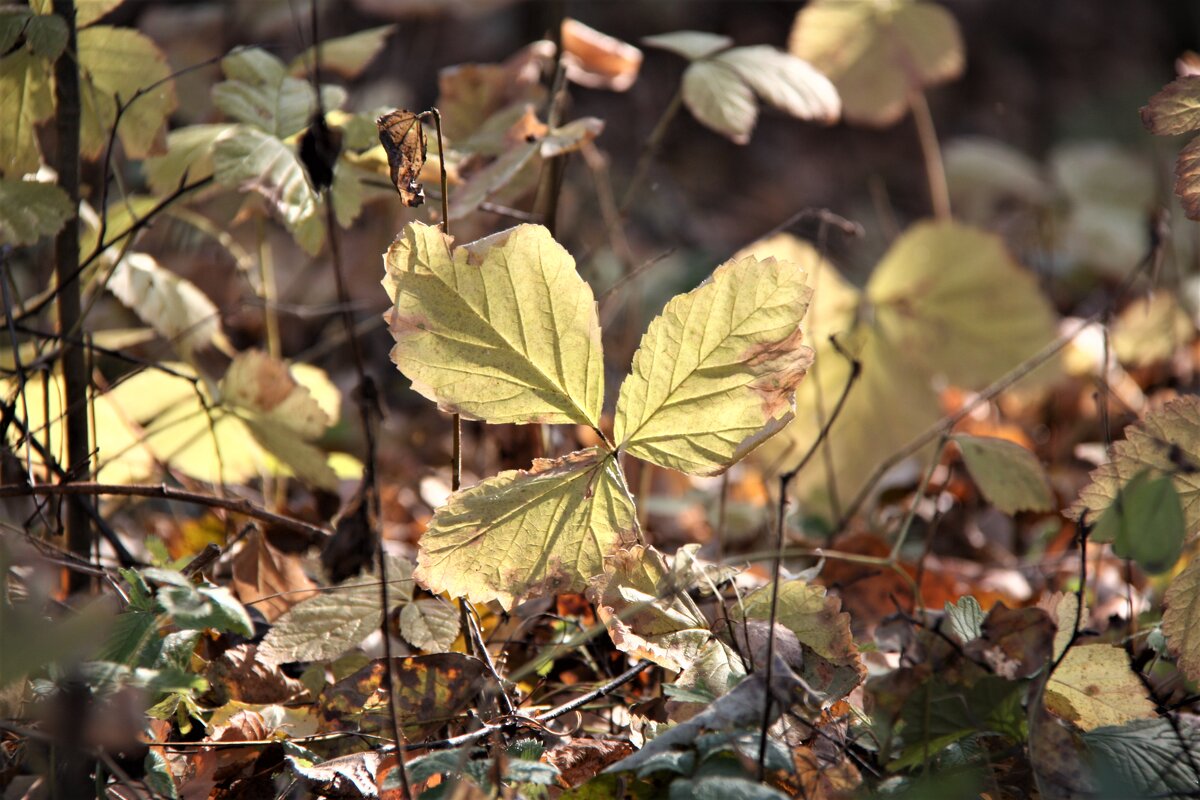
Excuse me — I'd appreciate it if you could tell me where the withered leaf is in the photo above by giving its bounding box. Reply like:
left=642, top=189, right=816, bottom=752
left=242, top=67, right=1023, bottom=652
left=377, top=109, right=427, bottom=207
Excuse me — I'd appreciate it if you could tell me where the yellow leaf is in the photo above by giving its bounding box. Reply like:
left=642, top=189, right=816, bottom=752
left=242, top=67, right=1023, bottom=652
left=739, top=580, right=857, bottom=665
left=78, top=26, right=177, bottom=160
left=1163, top=556, right=1200, bottom=683
left=415, top=447, right=638, bottom=610
left=788, top=0, right=963, bottom=127
left=383, top=222, right=605, bottom=428
left=0, top=49, right=54, bottom=176
left=613, top=254, right=813, bottom=476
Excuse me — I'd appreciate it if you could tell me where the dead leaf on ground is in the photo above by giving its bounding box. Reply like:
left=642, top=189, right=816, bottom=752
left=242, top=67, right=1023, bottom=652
left=232, top=530, right=318, bottom=622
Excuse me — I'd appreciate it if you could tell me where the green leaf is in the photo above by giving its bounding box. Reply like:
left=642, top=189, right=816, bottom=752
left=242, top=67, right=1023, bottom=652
left=213, top=126, right=324, bottom=255
left=788, top=0, right=964, bottom=127
left=944, top=596, right=985, bottom=643
left=77, top=26, right=177, bottom=160
left=288, top=25, right=396, bottom=79
left=24, top=15, right=67, bottom=59
left=1140, top=76, right=1200, bottom=136
left=214, top=47, right=324, bottom=139
left=953, top=434, right=1054, bottom=515
left=146, top=570, right=253, bottom=636
left=259, top=566, right=403, bottom=666
left=1092, top=469, right=1186, bottom=575
left=738, top=580, right=856, bottom=665
left=713, top=46, right=839, bottom=125
left=383, top=222, right=605, bottom=427
left=0, top=49, right=54, bottom=176
left=108, top=252, right=232, bottom=360
left=416, top=447, right=638, bottom=610
left=143, top=750, right=179, bottom=800
left=586, top=545, right=711, bottom=672
left=1073, top=396, right=1200, bottom=539
left=0, top=9, right=32, bottom=55
left=642, top=31, right=733, bottom=61
left=29, top=0, right=128, bottom=28
left=1084, top=718, right=1200, bottom=799
left=681, top=60, right=757, bottom=144
left=143, top=124, right=236, bottom=195
left=614, top=254, right=813, bottom=476
left=0, top=178, right=71, bottom=244
left=399, top=598, right=460, bottom=653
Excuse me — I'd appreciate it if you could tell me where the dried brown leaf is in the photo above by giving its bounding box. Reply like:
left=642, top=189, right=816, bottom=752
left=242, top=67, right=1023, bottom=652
left=377, top=109, right=427, bottom=207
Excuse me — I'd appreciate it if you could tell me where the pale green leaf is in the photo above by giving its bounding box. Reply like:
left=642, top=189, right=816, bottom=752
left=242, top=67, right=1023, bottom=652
left=788, top=0, right=963, bottom=127
left=0, top=178, right=71, bottom=244
left=1072, top=396, right=1200, bottom=536
left=945, top=596, right=985, bottom=643
left=954, top=434, right=1054, bottom=514
left=586, top=545, right=711, bottom=672
left=213, top=126, right=324, bottom=255
left=613, top=254, right=813, bottom=476
left=383, top=222, right=605, bottom=427
left=0, top=9, right=32, bottom=55
left=331, top=159, right=367, bottom=229
left=399, top=598, right=460, bottom=653
left=415, top=447, right=638, bottom=610
left=0, top=49, right=54, bottom=176
left=260, top=558, right=413, bottom=665
left=1093, top=470, right=1186, bottom=575
left=714, top=46, right=839, bottom=124
left=681, top=59, right=757, bottom=144
left=1112, top=291, right=1195, bottom=367
left=143, top=124, right=236, bottom=195
left=108, top=252, right=232, bottom=359
left=214, top=47, right=319, bottom=139
left=289, top=25, right=396, bottom=79
left=1165, top=557, right=1200, bottom=683
left=24, top=15, right=67, bottom=60
left=77, top=26, right=177, bottom=160
left=642, top=31, right=733, bottom=61
left=739, top=580, right=857, bottom=665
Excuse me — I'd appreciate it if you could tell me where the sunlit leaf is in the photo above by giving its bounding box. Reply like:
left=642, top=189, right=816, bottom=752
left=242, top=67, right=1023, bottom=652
left=642, top=31, right=732, bottom=62
left=288, top=25, right=396, bottom=80
left=77, top=26, right=178, bottom=160
left=1072, top=396, right=1200, bottom=537
left=788, top=0, right=964, bottom=126
left=0, top=49, right=54, bottom=176
left=213, top=126, right=324, bottom=255
left=586, top=545, right=711, bottom=672
left=561, top=18, right=642, bottom=92
left=945, top=595, right=985, bottom=643
left=108, top=252, right=233, bottom=360
left=437, top=40, right=553, bottom=145
left=739, top=580, right=856, bottom=666
left=27, top=0, right=127, bottom=28
left=1112, top=291, right=1195, bottom=367
left=1140, top=76, right=1200, bottom=136
left=0, top=178, right=71, bottom=244
left=376, top=109, right=426, bottom=207
left=714, top=46, right=839, bottom=125
left=383, top=222, right=605, bottom=427
left=214, top=47, right=329, bottom=139
left=614, top=254, right=813, bottom=476
left=398, top=598, right=460, bottom=653
left=681, top=59, right=757, bottom=144
left=415, top=447, right=638, bottom=610
left=143, top=123, right=236, bottom=195
left=954, top=434, right=1054, bottom=515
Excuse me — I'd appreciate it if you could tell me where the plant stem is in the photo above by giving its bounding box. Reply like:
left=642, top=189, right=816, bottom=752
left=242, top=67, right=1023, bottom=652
left=51, top=0, right=92, bottom=589
left=620, top=88, right=684, bottom=215
left=910, top=90, right=950, bottom=221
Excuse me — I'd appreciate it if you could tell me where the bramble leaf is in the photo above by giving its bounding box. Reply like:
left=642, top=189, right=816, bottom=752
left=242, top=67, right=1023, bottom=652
left=288, top=25, right=396, bottom=79
left=613, top=255, right=813, bottom=476
left=954, top=434, right=1054, bottom=515
left=143, top=124, right=236, bottom=195
left=1140, top=76, right=1200, bottom=136
left=1163, top=556, right=1200, bottom=683
left=788, top=0, right=963, bottom=127
left=642, top=31, right=733, bottom=61
left=0, top=178, right=71, bottom=244
left=0, top=49, right=54, bottom=176
left=77, top=26, right=178, bottom=160
left=214, top=47, right=338, bottom=139
left=399, top=599, right=460, bottom=653
left=681, top=59, right=758, bottom=144
left=383, top=223, right=605, bottom=427
left=415, top=447, right=638, bottom=610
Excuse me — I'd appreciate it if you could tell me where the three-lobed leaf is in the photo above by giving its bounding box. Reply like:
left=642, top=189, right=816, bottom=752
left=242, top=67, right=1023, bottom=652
left=383, top=222, right=605, bottom=427
left=614, top=255, right=813, bottom=476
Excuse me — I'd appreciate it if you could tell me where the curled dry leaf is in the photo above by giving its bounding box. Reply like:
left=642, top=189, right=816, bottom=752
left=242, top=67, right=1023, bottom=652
left=561, top=18, right=642, bottom=92
left=964, top=604, right=1054, bottom=679
left=376, top=109, right=427, bottom=207
left=543, top=738, right=636, bottom=788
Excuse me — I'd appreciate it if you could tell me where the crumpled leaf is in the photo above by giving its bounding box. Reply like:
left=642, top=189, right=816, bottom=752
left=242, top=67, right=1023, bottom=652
left=954, top=433, right=1055, bottom=515
left=1163, top=556, right=1200, bottom=683
left=964, top=604, right=1054, bottom=680
left=399, top=598, right=460, bottom=653
left=377, top=109, right=426, bottom=207
left=613, top=254, right=813, bottom=476
left=383, top=222, right=605, bottom=427
left=586, top=545, right=711, bottom=672
left=259, top=558, right=413, bottom=666
left=0, top=177, right=71, bottom=244
left=1071, top=395, right=1200, bottom=536
left=747, top=222, right=1058, bottom=512
left=213, top=125, right=324, bottom=255
left=414, top=447, right=638, bottom=610
left=77, top=26, right=177, bottom=159
left=231, top=531, right=318, bottom=623
left=108, top=252, right=233, bottom=360
left=788, top=0, right=964, bottom=127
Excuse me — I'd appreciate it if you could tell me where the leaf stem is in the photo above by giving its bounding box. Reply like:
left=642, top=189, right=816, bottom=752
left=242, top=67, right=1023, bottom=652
left=910, top=90, right=950, bottom=221
left=620, top=88, right=684, bottom=215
